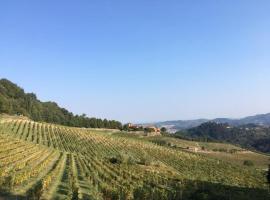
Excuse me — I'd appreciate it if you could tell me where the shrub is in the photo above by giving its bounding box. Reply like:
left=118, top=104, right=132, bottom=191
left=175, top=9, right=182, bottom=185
left=267, top=165, right=270, bottom=186
left=137, top=153, right=153, bottom=166
left=229, top=149, right=237, bottom=154
left=27, top=180, right=43, bottom=200
left=243, top=160, right=254, bottom=167
left=152, top=139, right=167, bottom=146
left=126, top=155, right=137, bottom=165
left=109, top=157, right=122, bottom=164
left=3, top=175, right=15, bottom=190
left=109, top=153, right=137, bottom=165
left=213, top=148, right=228, bottom=152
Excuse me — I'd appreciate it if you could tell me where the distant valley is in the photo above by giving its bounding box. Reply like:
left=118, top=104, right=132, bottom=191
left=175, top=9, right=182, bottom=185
left=147, top=113, right=270, bottom=132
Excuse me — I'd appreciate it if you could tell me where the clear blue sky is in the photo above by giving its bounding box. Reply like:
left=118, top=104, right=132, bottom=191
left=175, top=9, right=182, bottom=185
left=1, top=1, right=270, bottom=123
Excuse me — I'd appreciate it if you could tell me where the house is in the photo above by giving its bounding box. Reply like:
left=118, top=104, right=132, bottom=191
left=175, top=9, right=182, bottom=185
left=128, top=123, right=140, bottom=129
left=126, top=124, right=161, bottom=136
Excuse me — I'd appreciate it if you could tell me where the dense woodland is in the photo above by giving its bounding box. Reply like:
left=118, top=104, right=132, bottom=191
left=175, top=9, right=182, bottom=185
left=176, top=122, right=270, bottom=153
left=0, top=79, right=122, bottom=129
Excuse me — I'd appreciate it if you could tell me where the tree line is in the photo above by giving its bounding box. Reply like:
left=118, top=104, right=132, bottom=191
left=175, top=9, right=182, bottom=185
left=175, top=121, right=270, bottom=153
left=0, top=79, right=122, bottom=129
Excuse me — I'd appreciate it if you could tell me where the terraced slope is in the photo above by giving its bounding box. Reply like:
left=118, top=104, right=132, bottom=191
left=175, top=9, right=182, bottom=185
left=0, top=116, right=269, bottom=200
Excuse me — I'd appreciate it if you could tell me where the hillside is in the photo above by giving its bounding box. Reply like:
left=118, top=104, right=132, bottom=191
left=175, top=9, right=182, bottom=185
left=176, top=122, right=270, bottom=153
left=143, top=135, right=270, bottom=170
left=0, top=79, right=122, bottom=129
left=0, top=115, right=269, bottom=200
left=214, top=113, right=270, bottom=126
left=153, top=113, right=270, bottom=132
left=153, top=119, right=209, bottom=132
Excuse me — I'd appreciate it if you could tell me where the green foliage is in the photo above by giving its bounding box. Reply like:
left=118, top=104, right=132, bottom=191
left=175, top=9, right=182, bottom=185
left=109, top=153, right=137, bottom=165
left=3, top=175, right=15, bottom=191
left=229, top=149, right=238, bottom=154
left=213, top=148, right=228, bottom=153
left=27, top=180, right=43, bottom=200
left=109, top=156, right=122, bottom=164
left=243, top=160, right=254, bottom=167
left=137, top=153, right=153, bottom=166
left=144, top=127, right=155, bottom=133
left=0, top=79, right=122, bottom=129
left=175, top=122, right=270, bottom=153
left=151, top=139, right=167, bottom=146
left=267, top=165, right=270, bottom=185
left=161, top=127, right=167, bottom=133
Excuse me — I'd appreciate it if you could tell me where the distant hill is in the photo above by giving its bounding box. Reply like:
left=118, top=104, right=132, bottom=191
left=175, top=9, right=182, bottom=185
left=213, top=113, right=270, bottom=126
left=175, top=122, right=270, bottom=153
left=153, top=119, right=209, bottom=132
left=152, top=113, right=270, bottom=132
left=0, top=78, right=122, bottom=129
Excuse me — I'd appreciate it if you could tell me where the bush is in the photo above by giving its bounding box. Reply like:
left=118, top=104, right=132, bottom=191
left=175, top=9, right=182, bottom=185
left=27, top=180, right=43, bottom=200
left=213, top=148, right=228, bottom=152
left=137, top=153, right=153, bottom=166
left=152, top=139, right=167, bottom=146
left=126, top=155, right=137, bottom=165
left=267, top=165, right=270, bottom=185
left=109, top=153, right=137, bottom=165
left=229, top=149, right=237, bottom=154
left=109, top=156, right=122, bottom=164
left=3, top=175, right=15, bottom=190
left=243, top=160, right=254, bottom=167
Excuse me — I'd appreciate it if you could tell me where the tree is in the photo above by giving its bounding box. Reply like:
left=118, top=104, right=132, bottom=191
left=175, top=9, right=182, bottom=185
left=122, top=124, right=130, bottom=131
left=0, top=78, right=123, bottom=130
left=243, top=160, right=254, bottom=167
left=267, top=164, right=270, bottom=186
left=144, top=127, right=155, bottom=133
left=161, top=127, right=167, bottom=134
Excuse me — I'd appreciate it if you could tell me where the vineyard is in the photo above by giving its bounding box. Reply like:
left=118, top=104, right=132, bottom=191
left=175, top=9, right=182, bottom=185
left=0, top=115, right=269, bottom=200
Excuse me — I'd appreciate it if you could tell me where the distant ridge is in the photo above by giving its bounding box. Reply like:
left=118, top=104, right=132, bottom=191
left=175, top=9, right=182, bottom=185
left=149, top=113, right=270, bottom=132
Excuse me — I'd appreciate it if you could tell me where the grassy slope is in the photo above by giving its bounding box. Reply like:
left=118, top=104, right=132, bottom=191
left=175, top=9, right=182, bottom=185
left=141, top=135, right=270, bottom=170
left=0, top=115, right=269, bottom=200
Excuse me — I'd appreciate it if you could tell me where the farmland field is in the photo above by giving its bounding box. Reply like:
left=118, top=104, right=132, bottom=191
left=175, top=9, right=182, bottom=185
left=0, top=115, right=269, bottom=200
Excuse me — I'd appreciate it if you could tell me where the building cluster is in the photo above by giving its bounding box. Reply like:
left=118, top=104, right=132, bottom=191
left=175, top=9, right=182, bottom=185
left=127, top=123, right=161, bottom=133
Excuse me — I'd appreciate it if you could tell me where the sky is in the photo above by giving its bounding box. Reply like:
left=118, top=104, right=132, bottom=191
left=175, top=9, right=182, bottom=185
left=1, top=1, right=270, bottom=123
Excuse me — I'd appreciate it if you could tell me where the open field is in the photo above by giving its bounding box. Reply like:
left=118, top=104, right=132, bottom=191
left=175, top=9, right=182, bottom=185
left=0, top=115, right=269, bottom=200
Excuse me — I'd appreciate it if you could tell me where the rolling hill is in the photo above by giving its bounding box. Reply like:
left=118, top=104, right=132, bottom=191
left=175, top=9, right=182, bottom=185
left=152, top=113, right=270, bottom=132
left=175, top=122, right=270, bottom=153
left=0, top=115, right=269, bottom=199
